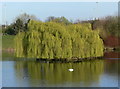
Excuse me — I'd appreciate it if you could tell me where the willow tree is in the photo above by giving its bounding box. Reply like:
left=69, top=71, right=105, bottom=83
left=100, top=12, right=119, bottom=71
left=66, top=23, right=104, bottom=58
left=14, top=20, right=104, bottom=60
left=14, top=32, right=25, bottom=57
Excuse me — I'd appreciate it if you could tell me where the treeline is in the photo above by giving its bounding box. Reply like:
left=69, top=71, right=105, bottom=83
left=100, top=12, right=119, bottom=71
left=2, top=13, right=38, bottom=35
left=15, top=20, right=104, bottom=59
left=91, top=16, right=119, bottom=38
left=2, top=13, right=119, bottom=39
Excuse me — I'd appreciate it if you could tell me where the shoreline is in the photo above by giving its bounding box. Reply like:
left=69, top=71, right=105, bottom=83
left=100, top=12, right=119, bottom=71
left=2, top=47, right=120, bottom=53
left=36, top=56, right=103, bottom=63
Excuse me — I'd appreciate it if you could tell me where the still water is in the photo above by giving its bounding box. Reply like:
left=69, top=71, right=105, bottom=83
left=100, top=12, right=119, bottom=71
left=2, top=51, right=119, bottom=87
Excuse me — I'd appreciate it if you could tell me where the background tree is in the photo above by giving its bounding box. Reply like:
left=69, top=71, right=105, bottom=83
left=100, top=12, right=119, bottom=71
left=15, top=13, right=38, bottom=24
left=3, top=13, right=39, bottom=35
left=46, top=16, right=72, bottom=25
left=3, top=25, right=15, bottom=35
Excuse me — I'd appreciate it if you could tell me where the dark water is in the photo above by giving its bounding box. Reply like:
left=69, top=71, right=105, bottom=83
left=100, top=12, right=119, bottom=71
left=2, top=51, right=119, bottom=87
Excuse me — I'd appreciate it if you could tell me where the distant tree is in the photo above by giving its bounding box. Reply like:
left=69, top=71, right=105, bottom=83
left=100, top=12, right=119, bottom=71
left=3, top=25, right=15, bottom=35
left=4, top=13, right=39, bottom=35
left=13, top=13, right=40, bottom=33
left=13, top=19, right=25, bottom=33
left=74, top=19, right=81, bottom=24
left=15, top=13, right=39, bottom=24
left=103, top=16, right=118, bottom=37
left=4, top=18, right=26, bottom=35
left=79, top=16, right=119, bottom=39
left=45, top=16, right=56, bottom=22
left=46, top=16, right=72, bottom=25
left=92, top=16, right=119, bottom=37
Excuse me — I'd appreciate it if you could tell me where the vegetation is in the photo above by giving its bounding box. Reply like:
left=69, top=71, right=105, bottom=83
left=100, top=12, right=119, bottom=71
left=46, top=16, right=72, bottom=25
left=2, top=14, right=119, bottom=59
left=91, top=16, right=119, bottom=38
left=2, top=14, right=119, bottom=39
left=2, top=13, right=39, bottom=35
left=14, top=20, right=104, bottom=59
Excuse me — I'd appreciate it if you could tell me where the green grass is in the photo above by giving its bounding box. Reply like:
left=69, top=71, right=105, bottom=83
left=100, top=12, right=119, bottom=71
left=2, top=35, right=15, bottom=49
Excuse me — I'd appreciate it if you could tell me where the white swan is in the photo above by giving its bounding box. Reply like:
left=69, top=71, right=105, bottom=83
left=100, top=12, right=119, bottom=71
left=68, top=69, right=74, bottom=72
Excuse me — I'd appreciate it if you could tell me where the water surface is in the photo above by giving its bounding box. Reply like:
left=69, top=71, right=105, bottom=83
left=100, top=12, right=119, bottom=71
left=2, top=51, right=119, bottom=87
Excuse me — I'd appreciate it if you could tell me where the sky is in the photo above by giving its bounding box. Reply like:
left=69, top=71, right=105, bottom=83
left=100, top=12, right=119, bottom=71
left=0, top=2, right=118, bottom=25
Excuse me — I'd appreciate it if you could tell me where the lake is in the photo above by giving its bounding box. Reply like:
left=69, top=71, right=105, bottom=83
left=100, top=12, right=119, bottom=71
left=2, top=51, right=119, bottom=87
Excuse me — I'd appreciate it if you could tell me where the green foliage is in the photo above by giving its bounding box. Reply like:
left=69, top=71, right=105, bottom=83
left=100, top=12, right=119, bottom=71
left=14, top=32, right=25, bottom=57
left=46, top=16, right=72, bottom=25
left=3, top=13, right=39, bottom=35
left=3, top=25, right=15, bottom=35
left=3, top=19, right=26, bottom=35
left=14, top=19, right=26, bottom=33
left=14, top=20, right=104, bottom=59
left=66, top=24, right=104, bottom=58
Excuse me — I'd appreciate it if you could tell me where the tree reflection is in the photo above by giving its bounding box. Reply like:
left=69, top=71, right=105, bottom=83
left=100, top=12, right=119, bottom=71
left=14, top=60, right=104, bottom=86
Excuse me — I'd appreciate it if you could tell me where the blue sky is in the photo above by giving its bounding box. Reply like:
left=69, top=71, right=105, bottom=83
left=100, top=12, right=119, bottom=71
left=1, top=2, right=118, bottom=25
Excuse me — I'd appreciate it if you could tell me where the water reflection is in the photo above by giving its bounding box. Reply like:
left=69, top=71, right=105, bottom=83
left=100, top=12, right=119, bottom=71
left=2, top=51, right=119, bottom=87
left=104, top=59, right=118, bottom=76
left=14, top=60, right=104, bottom=86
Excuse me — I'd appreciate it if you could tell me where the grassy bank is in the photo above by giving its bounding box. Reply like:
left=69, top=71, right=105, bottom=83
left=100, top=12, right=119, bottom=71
left=2, top=35, right=15, bottom=49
